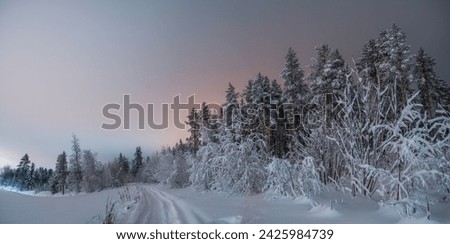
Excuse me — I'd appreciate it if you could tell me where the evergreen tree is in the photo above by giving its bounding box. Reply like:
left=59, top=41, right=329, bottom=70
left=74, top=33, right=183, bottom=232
left=186, top=108, right=201, bottom=154
left=268, top=79, right=286, bottom=157
left=377, top=23, right=412, bottom=117
left=199, top=102, right=214, bottom=144
left=68, top=134, right=83, bottom=192
left=200, top=102, right=210, bottom=129
left=131, top=146, right=143, bottom=180
left=116, top=153, right=129, bottom=186
left=413, top=48, right=446, bottom=118
left=0, top=166, right=15, bottom=186
left=356, top=38, right=384, bottom=127
left=242, top=73, right=271, bottom=138
left=280, top=48, right=308, bottom=156
left=281, top=47, right=307, bottom=106
left=168, top=150, right=190, bottom=188
left=55, top=151, right=68, bottom=194
left=16, top=154, right=31, bottom=190
left=308, top=44, right=331, bottom=84
left=224, top=83, right=240, bottom=136
left=357, top=39, right=380, bottom=85
left=309, top=45, right=349, bottom=132
left=308, top=44, right=332, bottom=130
left=25, top=162, right=35, bottom=190
left=442, top=83, right=450, bottom=111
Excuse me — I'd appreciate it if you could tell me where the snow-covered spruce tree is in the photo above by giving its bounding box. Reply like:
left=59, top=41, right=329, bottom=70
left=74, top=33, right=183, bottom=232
left=68, top=134, right=83, bottom=193
left=376, top=24, right=412, bottom=120
left=131, top=146, right=143, bottom=181
left=373, top=95, right=443, bottom=214
left=114, top=153, right=129, bottom=186
left=281, top=47, right=307, bottom=109
left=223, top=82, right=241, bottom=142
left=241, top=73, right=286, bottom=158
left=355, top=24, right=412, bottom=127
left=26, top=162, right=36, bottom=190
left=268, top=79, right=286, bottom=158
left=443, top=85, right=450, bottom=112
left=199, top=101, right=222, bottom=144
left=16, top=154, right=31, bottom=190
left=413, top=48, right=447, bottom=118
left=200, top=102, right=211, bottom=144
left=280, top=48, right=307, bottom=155
left=224, top=83, right=239, bottom=130
left=186, top=108, right=202, bottom=154
left=54, top=151, right=68, bottom=194
left=356, top=39, right=380, bottom=85
left=242, top=73, right=271, bottom=137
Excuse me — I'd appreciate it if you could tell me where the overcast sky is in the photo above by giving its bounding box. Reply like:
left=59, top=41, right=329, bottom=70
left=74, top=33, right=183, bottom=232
left=1, top=0, right=449, bottom=168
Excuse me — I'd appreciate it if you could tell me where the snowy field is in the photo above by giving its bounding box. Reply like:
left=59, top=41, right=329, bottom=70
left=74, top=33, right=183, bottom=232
left=1, top=184, right=449, bottom=224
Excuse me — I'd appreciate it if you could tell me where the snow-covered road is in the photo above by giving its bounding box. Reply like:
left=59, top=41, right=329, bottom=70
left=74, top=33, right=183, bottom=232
left=119, top=186, right=210, bottom=224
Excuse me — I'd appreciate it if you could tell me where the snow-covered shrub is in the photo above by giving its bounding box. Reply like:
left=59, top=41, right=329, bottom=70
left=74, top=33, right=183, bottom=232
left=82, top=150, right=104, bottom=192
left=429, top=107, right=450, bottom=195
left=296, top=157, right=323, bottom=198
left=331, top=72, right=385, bottom=197
left=167, top=152, right=190, bottom=188
left=266, top=158, right=295, bottom=199
left=141, top=154, right=158, bottom=184
left=373, top=96, right=445, bottom=215
left=154, top=148, right=174, bottom=184
left=101, top=198, right=117, bottom=224
left=189, top=141, right=221, bottom=191
left=221, top=133, right=269, bottom=194
left=266, top=157, right=322, bottom=199
left=191, top=130, right=269, bottom=194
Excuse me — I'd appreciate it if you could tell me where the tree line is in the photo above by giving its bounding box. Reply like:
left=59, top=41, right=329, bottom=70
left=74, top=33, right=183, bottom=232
left=0, top=135, right=149, bottom=194
left=185, top=23, right=450, bottom=215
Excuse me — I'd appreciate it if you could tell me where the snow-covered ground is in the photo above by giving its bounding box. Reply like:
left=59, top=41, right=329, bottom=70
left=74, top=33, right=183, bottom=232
left=0, top=184, right=448, bottom=224
left=0, top=186, right=126, bottom=223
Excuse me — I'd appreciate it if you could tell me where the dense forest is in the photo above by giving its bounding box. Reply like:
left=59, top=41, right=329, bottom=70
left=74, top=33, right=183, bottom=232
left=1, top=24, right=449, bottom=216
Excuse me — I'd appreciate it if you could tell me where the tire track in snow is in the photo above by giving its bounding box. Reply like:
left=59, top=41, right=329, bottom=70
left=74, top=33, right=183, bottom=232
left=152, top=188, right=210, bottom=224
left=123, top=186, right=209, bottom=224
